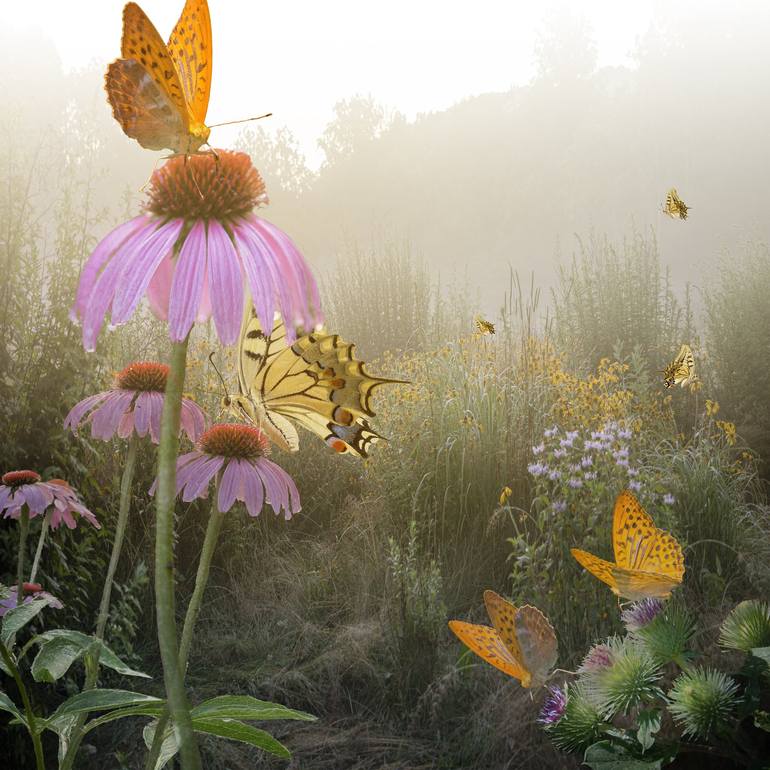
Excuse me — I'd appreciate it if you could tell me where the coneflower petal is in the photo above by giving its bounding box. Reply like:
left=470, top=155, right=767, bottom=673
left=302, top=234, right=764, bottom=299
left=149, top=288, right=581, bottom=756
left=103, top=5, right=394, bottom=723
left=206, top=221, right=244, bottom=346
left=168, top=221, right=207, bottom=342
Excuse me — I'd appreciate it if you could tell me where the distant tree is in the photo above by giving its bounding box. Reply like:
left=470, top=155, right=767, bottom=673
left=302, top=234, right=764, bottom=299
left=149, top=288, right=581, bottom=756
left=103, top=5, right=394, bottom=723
left=318, top=94, right=394, bottom=165
left=533, top=9, right=598, bottom=83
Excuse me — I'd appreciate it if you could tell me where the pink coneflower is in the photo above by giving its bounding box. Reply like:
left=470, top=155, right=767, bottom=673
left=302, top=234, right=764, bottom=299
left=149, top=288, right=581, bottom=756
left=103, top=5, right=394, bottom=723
left=72, top=151, right=322, bottom=351
left=64, top=362, right=206, bottom=444
left=155, top=424, right=300, bottom=520
left=0, top=583, right=63, bottom=617
left=0, top=471, right=99, bottom=530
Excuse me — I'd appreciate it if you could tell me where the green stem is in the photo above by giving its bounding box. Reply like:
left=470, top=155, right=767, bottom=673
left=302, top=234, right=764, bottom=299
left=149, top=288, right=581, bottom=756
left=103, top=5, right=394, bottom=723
left=146, top=487, right=225, bottom=770
left=28, top=512, right=50, bottom=585
left=154, top=337, right=201, bottom=770
left=0, top=639, right=45, bottom=770
left=16, top=509, right=29, bottom=606
left=59, top=433, right=140, bottom=770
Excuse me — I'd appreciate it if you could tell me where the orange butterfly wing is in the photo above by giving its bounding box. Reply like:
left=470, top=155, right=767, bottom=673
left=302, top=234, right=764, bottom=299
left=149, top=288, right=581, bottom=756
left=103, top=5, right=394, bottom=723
left=448, top=620, right=529, bottom=684
left=571, top=548, right=621, bottom=595
left=515, top=605, right=558, bottom=688
left=483, top=590, right=525, bottom=665
left=166, top=0, right=213, bottom=124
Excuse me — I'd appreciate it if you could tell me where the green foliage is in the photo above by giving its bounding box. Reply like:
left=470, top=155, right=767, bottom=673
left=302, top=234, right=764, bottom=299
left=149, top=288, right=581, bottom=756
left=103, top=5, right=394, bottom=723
left=667, top=668, right=740, bottom=741
left=544, top=683, right=603, bottom=752
left=628, top=600, right=695, bottom=668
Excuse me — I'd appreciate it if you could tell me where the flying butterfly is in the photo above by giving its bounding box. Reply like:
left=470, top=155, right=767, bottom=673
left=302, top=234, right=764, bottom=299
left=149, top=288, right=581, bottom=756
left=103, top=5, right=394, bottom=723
left=223, top=306, right=405, bottom=457
left=474, top=316, right=496, bottom=336
left=663, top=188, right=690, bottom=220
left=571, top=490, right=684, bottom=601
left=448, top=590, right=557, bottom=688
left=662, top=344, right=696, bottom=389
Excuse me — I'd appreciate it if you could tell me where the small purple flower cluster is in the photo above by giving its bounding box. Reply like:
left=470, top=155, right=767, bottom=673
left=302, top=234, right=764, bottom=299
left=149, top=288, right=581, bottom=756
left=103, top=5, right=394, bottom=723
left=538, top=685, right=567, bottom=725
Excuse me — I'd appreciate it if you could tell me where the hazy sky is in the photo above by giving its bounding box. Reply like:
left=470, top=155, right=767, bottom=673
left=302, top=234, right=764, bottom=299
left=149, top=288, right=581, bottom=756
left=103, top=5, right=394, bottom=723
left=9, top=0, right=653, bottom=165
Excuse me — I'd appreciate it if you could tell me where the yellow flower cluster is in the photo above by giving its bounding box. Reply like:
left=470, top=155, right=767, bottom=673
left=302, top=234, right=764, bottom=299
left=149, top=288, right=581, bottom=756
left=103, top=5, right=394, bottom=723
left=715, top=420, right=737, bottom=446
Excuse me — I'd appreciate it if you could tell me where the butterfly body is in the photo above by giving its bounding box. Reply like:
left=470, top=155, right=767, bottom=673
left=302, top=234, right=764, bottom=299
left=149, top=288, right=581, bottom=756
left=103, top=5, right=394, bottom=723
left=571, top=490, right=684, bottom=601
left=448, top=590, right=557, bottom=688
left=225, top=306, right=404, bottom=457
left=663, top=188, right=690, bottom=220
left=663, top=344, right=696, bottom=389
left=105, top=1, right=212, bottom=155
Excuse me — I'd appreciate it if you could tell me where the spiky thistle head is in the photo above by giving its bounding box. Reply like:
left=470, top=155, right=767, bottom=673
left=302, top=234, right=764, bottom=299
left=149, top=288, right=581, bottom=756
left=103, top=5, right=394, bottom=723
left=626, top=599, right=695, bottom=668
left=582, top=637, right=663, bottom=718
left=668, top=667, right=740, bottom=740
left=720, top=600, right=770, bottom=652
left=542, top=683, right=604, bottom=752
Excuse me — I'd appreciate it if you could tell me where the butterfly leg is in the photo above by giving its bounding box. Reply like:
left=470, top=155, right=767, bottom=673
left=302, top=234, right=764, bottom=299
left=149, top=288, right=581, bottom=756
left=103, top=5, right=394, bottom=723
left=138, top=156, right=166, bottom=193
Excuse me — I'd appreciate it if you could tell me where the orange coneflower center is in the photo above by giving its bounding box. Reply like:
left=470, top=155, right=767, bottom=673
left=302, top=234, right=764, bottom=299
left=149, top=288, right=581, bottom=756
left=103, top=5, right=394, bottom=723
left=199, top=423, right=269, bottom=459
left=2, top=470, right=41, bottom=486
left=116, top=362, right=170, bottom=392
left=145, top=150, right=268, bottom=221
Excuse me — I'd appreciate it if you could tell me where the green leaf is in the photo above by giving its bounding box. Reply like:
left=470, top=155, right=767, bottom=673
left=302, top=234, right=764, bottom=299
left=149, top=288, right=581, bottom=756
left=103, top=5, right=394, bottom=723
left=45, top=689, right=162, bottom=727
left=84, top=702, right=166, bottom=734
left=636, top=709, right=662, bottom=752
left=143, top=720, right=178, bottom=770
left=0, top=691, right=26, bottom=726
left=191, top=695, right=316, bottom=723
left=191, top=717, right=290, bottom=758
left=584, top=741, right=663, bottom=770
left=1, top=597, right=58, bottom=643
left=755, top=710, right=770, bottom=733
left=31, top=629, right=149, bottom=678
left=31, top=636, right=88, bottom=682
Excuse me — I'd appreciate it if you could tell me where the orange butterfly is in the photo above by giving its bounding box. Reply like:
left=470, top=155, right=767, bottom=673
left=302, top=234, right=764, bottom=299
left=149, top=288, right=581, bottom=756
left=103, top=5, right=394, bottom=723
left=571, top=490, right=684, bottom=601
left=448, top=590, right=557, bottom=688
left=105, top=0, right=213, bottom=155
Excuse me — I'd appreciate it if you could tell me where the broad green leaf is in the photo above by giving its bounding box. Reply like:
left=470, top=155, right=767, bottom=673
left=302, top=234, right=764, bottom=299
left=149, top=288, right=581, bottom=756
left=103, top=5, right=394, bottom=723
left=191, top=695, right=316, bottom=722
left=1, top=598, right=57, bottom=643
left=636, top=709, right=661, bottom=752
left=0, top=691, right=26, bottom=725
left=31, top=636, right=87, bottom=682
left=584, top=741, right=663, bottom=770
left=84, top=702, right=166, bottom=733
left=46, top=689, right=162, bottom=726
left=191, top=717, right=290, bottom=758
left=31, top=629, right=149, bottom=678
left=143, top=720, right=178, bottom=770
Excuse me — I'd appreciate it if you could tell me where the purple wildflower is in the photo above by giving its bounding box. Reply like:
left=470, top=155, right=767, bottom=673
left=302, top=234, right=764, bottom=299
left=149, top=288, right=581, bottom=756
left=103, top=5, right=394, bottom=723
left=553, top=448, right=567, bottom=459
left=629, top=480, right=642, bottom=493
left=72, top=151, right=322, bottom=351
left=538, top=685, right=567, bottom=725
left=583, top=471, right=597, bottom=481
left=618, top=427, right=633, bottom=439
left=0, top=472, right=99, bottom=530
left=627, top=467, right=639, bottom=477
left=532, top=443, right=545, bottom=455
left=568, top=478, right=583, bottom=489
left=528, top=462, right=548, bottom=477
left=64, top=362, right=206, bottom=444
left=548, top=469, right=562, bottom=481
left=616, top=458, right=630, bottom=468
left=663, top=493, right=676, bottom=506
left=0, top=584, right=63, bottom=617
left=581, top=455, right=593, bottom=468
left=583, top=440, right=603, bottom=451
left=544, top=426, right=559, bottom=438
left=614, top=447, right=630, bottom=459
left=552, top=500, right=567, bottom=514
left=153, top=424, right=300, bottom=519
left=579, top=643, right=614, bottom=673
left=622, top=598, right=664, bottom=633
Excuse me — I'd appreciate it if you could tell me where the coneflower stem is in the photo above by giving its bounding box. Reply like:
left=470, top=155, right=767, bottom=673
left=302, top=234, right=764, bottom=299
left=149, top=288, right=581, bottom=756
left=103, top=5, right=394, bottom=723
left=16, top=509, right=29, bottom=606
left=28, top=512, right=50, bottom=585
left=0, top=639, right=45, bottom=770
left=154, top=336, right=201, bottom=770
left=60, top=433, right=141, bottom=770
left=146, top=483, right=225, bottom=770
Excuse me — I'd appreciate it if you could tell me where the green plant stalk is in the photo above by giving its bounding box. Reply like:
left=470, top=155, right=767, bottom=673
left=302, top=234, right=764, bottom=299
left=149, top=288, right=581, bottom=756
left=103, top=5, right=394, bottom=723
left=16, top=509, right=29, bottom=606
left=153, top=336, right=201, bottom=770
left=60, top=433, right=140, bottom=770
left=28, top=511, right=50, bottom=585
left=0, top=638, right=45, bottom=770
left=146, top=486, right=225, bottom=770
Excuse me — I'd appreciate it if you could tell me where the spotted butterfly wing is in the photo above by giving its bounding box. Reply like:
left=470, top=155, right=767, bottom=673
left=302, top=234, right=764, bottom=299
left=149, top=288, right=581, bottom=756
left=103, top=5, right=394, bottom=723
left=105, top=1, right=211, bottom=154
left=663, top=188, right=689, bottom=220
left=663, top=344, right=695, bottom=389
left=230, top=306, right=401, bottom=456
left=474, top=316, right=495, bottom=336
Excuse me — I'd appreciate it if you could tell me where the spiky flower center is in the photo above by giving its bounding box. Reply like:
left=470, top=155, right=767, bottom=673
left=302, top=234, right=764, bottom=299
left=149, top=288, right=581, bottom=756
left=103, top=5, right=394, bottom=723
left=116, top=362, right=170, bottom=392
left=145, top=150, right=268, bottom=221
left=199, top=423, right=269, bottom=459
left=622, top=598, right=664, bottom=633
left=2, top=470, right=41, bottom=487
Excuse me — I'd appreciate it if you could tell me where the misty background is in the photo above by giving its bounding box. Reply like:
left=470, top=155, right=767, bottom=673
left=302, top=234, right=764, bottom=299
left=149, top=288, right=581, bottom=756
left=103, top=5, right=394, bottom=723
left=5, top=1, right=770, bottom=314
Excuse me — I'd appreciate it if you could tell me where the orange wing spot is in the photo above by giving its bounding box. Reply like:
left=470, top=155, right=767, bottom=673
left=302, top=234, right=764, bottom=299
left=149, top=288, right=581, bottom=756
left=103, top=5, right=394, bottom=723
left=334, top=407, right=354, bottom=425
left=330, top=378, right=345, bottom=389
left=327, top=438, right=348, bottom=453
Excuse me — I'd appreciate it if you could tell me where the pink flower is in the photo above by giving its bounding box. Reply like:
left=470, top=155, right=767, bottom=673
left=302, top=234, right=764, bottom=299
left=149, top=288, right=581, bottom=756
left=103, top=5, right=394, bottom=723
left=0, top=471, right=99, bottom=529
left=72, top=151, right=322, bottom=352
left=152, top=424, right=300, bottom=520
left=64, top=362, right=206, bottom=444
left=0, top=583, right=63, bottom=616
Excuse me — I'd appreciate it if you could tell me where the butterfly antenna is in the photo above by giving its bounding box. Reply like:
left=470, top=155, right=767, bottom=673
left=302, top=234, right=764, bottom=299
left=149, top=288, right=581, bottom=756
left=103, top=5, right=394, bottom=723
left=207, top=112, right=273, bottom=128
left=208, top=351, right=229, bottom=399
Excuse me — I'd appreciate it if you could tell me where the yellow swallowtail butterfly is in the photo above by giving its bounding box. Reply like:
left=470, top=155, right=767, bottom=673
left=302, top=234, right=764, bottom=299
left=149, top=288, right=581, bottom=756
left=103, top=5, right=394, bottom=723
left=223, top=306, right=404, bottom=457
left=474, top=316, right=496, bottom=336
left=662, top=344, right=696, bottom=389
left=571, top=490, right=684, bottom=601
left=662, top=188, right=690, bottom=220
left=448, top=590, right=557, bottom=688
